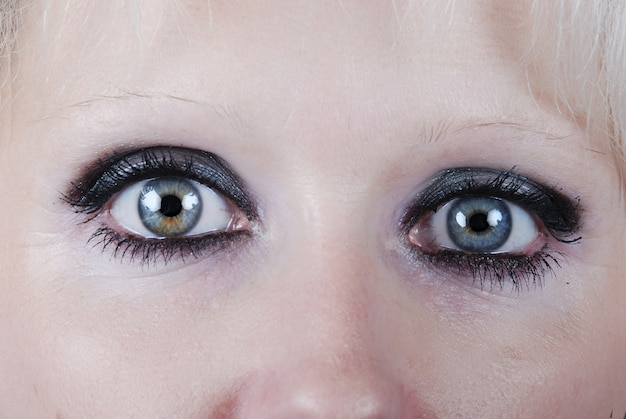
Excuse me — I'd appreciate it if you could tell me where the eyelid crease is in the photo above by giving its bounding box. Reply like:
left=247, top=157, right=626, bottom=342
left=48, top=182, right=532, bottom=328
left=64, top=146, right=258, bottom=219
left=401, top=167, right=582, bottom=244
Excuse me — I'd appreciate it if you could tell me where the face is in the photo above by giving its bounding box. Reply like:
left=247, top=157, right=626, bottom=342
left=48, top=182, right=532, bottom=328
left=1, top=0, right=625, bottom=417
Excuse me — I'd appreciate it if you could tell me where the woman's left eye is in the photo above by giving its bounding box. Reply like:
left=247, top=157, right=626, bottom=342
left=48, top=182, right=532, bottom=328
left=401, top=168, right=582, bottom=291
left=411, top=196, right=540, bottom=254
left=110, top=177, right=243, bottom=239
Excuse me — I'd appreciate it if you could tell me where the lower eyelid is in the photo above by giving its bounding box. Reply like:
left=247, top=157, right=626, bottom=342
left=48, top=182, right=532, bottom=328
left=403, top=243, right=563, bottom=293
left=86, top=224, right=254, bottom=267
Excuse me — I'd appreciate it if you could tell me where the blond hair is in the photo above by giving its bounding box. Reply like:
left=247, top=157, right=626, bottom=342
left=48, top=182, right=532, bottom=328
left=528, top=1, right=626, bottom=161
left=0, top=0, right=21, bottom=60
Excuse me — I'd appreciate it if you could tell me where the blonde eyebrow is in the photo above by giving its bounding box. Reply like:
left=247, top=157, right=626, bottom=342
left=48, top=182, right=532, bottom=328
left=51, top=90, right=249, bottom=132
left=414, top=118, right=571, bottom=148
left=452, top=120, right=571, bottom=141
left=68, top=91, right=207, bottom=108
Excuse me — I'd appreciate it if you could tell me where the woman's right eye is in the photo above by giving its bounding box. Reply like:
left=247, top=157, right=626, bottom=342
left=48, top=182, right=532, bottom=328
left=110, top=177, right=247, bottom=239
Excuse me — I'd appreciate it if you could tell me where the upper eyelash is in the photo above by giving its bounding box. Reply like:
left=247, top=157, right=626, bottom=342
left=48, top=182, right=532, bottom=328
left=64, top=146, right=257, bottom=218
left=402, top=167, right=582, bottom=244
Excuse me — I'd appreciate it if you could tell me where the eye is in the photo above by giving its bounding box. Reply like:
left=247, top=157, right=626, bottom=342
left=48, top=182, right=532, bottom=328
left=411, top=196, right=540, bottom=254
left=65, top=146, right=257, bottom=265
left=110, top=177, right=244, bottom=239
left=401, top=168, right=582, bottom=291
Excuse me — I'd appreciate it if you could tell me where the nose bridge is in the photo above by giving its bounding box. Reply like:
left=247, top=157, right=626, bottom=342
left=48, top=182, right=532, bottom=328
left=273, top=174, right=398, bottom=349
left=276, top=192, right=382, bottom=347
left=288, top=179, right=381, bottom=282
left=234, top=196, right=418, bottom=418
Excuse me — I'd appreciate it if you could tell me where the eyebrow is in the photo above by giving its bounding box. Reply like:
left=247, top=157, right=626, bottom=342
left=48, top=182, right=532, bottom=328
left=56, top=91, right=249, bottom=132
left=414, top=117, right=573, bottom=148
left=68, top=91, right=204, bottom=107
left=452, top=120, right=572, bottom=141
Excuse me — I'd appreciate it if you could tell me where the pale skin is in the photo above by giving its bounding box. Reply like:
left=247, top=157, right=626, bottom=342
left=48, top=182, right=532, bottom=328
left=0, top=0, right=625, bottom=417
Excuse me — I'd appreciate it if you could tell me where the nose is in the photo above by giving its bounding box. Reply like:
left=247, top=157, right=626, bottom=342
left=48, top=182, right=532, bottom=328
left=233, top=228, right=422, bottom=418
left=237, top=359, right=404, bottom=419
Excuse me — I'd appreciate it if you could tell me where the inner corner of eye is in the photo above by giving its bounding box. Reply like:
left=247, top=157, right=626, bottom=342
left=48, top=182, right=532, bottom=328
left=406, top=219, right=431, bottom=249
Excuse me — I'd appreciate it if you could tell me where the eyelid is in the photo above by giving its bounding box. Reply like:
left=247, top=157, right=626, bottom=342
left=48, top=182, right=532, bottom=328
left=65, top=146, right=258, bottom=219
left=65, top=146, right=258, bottom=266
left=401, top=167, right=582, bottom=244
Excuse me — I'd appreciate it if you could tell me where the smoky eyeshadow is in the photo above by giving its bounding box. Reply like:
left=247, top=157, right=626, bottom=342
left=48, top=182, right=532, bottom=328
left=401, top=167, right=582, bottom=244
left=65, top=146, right=258, bottom=219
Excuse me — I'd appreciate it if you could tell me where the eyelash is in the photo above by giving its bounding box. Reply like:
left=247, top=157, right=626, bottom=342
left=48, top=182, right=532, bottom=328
left=401, top=168, right=582, bottom=292
left=64, top=146, right=256, bottom=266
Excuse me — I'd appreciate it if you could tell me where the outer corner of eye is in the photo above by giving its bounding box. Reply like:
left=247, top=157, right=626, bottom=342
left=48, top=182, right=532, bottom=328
left=226, top=211, right=252, bottom=232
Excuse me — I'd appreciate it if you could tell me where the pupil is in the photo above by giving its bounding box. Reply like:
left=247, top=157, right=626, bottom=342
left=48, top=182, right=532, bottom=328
left=468, top=212, right=490, bottom=232
left=160, top=195, right=183, bottom=217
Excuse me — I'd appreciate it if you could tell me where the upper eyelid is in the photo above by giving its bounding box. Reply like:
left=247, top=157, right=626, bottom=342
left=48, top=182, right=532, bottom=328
left=401, top=167, right=582, bottom=240
left=64, top=146, right=258, bottom=218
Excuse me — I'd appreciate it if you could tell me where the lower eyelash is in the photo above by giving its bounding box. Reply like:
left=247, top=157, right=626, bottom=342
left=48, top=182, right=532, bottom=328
left=407, top=245, right=562, bottom=293
left=88, top=226, right=251, bottom=267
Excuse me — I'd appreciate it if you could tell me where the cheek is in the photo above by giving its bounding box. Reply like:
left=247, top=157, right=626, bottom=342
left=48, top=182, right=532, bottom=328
left=374, top=261, right=620, bottom=416
left=1, top=250, right=623, bottom=417
left=397, top=312, right=611, bottom=416
left=0, top=274, right=259, bottom=417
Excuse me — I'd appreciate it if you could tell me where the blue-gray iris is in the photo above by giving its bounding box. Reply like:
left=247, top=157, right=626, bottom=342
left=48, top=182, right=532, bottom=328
left=138, top=177, right=203, bottom=237
left=446, top=197, right=512, bottom=252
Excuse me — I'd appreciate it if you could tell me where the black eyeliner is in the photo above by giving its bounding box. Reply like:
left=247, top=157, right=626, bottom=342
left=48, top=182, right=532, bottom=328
left=402, top=167, right=582, bottom=244
left=65, top=146, right=257, bottom=219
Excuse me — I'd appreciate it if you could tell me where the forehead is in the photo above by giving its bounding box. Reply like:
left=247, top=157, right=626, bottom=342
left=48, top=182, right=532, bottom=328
left=15, top=0, right=571, bottom=173
left=21, top=0, right=535, bottom=108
